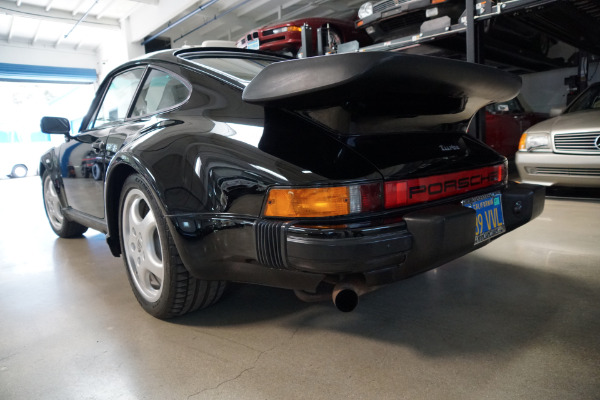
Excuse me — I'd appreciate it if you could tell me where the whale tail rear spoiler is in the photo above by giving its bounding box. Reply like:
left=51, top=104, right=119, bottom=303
left=242, top=52, right=521, bottom=132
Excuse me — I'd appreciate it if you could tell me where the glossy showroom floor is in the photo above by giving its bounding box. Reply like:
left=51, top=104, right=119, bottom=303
left=1, top=177, right=599, bottom=400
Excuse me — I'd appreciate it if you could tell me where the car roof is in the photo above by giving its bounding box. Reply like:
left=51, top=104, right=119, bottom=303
left=104, top=46, right=292, bottom=87
left=132, top=46, right=291, bottom=64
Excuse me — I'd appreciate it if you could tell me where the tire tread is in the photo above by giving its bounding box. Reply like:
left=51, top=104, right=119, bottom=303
left=42, top=170, right=88, bottom=238
left=120, top=173, right=226, bottom=319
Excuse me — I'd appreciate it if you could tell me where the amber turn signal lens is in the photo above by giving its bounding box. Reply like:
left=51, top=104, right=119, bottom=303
left=518, top=133, right=527, bottom=150
left=431, top=0, right=448, bottom=3
left=264, top=187, right=350, bottom=218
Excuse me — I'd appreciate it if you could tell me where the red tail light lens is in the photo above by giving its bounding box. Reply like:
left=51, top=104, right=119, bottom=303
left=384, top=164, right=505, bottom=209
left=356, top=182, right=382, bottom=213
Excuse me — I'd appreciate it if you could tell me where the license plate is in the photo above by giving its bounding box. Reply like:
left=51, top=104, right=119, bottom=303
left=462, top=192, right=506, bottom=244
left=247, top=38, right=260, bottom=50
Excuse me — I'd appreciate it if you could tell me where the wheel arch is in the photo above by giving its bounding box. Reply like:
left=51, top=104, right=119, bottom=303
left=39, top=162, right=47, bottom=182
left=105, top=162, right=137, bottom=257
left=105, top=156, right=182, bottom=257
left=39, top=148, right=59, bottom=183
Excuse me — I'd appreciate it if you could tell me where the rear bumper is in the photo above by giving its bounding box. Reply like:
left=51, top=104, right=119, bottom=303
left=282, top=183, right=544, bottom=278
left=171, top=182, right=544, bottom=290
left=283, top=222, right=412, bottom=273
left=282, top=205, right=472, bottom=277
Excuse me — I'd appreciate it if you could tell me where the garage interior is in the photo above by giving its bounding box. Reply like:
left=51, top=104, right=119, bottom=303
left=1, top=0, right=599, bottom=399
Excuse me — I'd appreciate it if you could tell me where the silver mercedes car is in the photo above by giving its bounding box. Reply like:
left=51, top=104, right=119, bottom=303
left=516, top=82, right=600, bottom=187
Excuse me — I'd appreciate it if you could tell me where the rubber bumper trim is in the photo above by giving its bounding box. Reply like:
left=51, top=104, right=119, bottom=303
left=397, top=204, right=477, bottom=278
left=286, top=223, right=412, bottom=274
left=502, top=182, right=545, bottom=232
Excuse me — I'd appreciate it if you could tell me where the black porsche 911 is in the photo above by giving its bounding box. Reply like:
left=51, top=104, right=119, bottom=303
left=40, top=47, right=544, bottom=318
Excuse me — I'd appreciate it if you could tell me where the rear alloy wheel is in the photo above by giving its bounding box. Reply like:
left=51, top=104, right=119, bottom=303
left=42, top=171, right=88, bottom=237
left=11, top=164, right=28, bottom=178
left=119, top=174, right=226, bottom=318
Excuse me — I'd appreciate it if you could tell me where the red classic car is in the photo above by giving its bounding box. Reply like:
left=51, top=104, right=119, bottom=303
left=236, top=17, right=371, bottom=56
left=484, top=97, right=548, bottom=158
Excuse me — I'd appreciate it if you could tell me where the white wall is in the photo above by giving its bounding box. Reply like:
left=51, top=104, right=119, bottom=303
left=0, top=43, right=97, bottom=70
left=121, top=16, right=146, bottom=62
left=125, top=0, right=198, bottom=44
left=521, top=61, right=600, bottom=113
left=0, top=17, right=133, bottom=85
left=95, top=30, right=131, bottom=83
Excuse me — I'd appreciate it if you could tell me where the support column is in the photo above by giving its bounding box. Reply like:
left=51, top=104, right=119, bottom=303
left=466, top=0, right=486, bottom=143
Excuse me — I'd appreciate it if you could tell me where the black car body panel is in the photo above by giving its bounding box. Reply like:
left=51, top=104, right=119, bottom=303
left=40, top=48, right=544, bottom=314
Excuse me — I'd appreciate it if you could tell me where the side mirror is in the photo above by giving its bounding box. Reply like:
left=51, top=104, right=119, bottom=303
left=41, top=116, right=71, bottom=135
left=549, top=107, right=564, bottom=117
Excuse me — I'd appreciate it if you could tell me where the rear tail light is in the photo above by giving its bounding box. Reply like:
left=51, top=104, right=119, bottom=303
left=384, top=164, right=506, bottom=208
left=263, top=163, right=506, bottom=218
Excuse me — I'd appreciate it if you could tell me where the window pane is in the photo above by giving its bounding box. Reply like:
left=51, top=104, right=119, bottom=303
left=131, top=69, right=190, bottom=117
left=92, top=68, right=144, bottom=128
left=568, top=85, right=600, bottom=113
left=186, top=57, right=276, bottom=85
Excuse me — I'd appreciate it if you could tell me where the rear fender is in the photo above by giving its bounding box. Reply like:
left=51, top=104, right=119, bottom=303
left=104, top=157, right=143, bottom=257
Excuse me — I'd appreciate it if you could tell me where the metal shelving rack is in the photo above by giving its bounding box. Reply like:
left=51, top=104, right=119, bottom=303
left=349, top=0, right=558, bottom=55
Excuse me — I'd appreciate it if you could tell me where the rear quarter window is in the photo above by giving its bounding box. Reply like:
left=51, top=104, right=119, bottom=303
left=131, top=68, right=190, bottom=117
left=183, top=55, right=281, bottom=86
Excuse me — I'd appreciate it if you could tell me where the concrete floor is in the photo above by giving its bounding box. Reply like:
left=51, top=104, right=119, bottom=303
left=1, top=177, right=599, bottom=400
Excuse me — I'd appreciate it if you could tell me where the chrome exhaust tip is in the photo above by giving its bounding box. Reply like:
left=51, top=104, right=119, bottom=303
left=332, top=278, right=365, bottom=312
left=332, top=287, right=359, bottom=312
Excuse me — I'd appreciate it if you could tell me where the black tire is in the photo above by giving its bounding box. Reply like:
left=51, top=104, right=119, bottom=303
left=92, top=163, right=103, bottom=181
left=11, top=164, right=28, bottom=178
left=118, top=173, right=226, bottom=319
left=42, top=170, right=88, bottom=237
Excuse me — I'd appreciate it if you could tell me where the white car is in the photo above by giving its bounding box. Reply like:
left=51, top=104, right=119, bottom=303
left=0, top=131, right=57, bottom=178
left=516, top=83, right=600, bottom=188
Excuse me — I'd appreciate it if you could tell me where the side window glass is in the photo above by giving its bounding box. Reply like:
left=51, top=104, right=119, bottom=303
left=92, top=68, right=144, bottom=129
left=131, top=69, right=190, bottom=117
